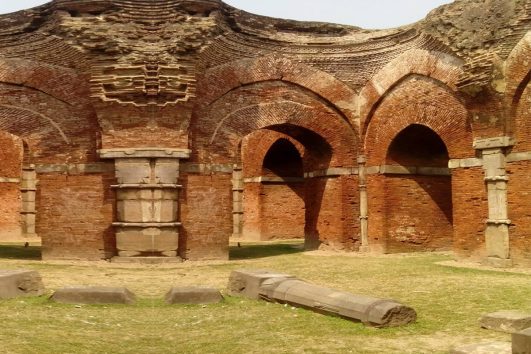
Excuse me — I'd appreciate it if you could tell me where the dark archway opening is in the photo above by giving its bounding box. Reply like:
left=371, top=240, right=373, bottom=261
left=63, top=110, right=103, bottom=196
left=262, top=138, right=304, bottom=178
left=384, top=124, right=453, bottom=252
left=387, top=124, right=449, bottom=167
left=258, top=138, right=305, bottom=241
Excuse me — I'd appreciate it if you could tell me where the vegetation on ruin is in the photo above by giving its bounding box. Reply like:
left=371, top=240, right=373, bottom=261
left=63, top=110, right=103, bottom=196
left=0, top=241, right=529, bottom=354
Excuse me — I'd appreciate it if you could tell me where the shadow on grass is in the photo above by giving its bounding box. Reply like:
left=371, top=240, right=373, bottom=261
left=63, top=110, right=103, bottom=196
left=230, top=242, right=305, bottom=260
left=0, top=244, right=41, bottom=260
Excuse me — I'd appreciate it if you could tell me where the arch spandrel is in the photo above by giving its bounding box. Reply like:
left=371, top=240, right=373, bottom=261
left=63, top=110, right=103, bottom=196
left=196, top=55, right=360, bottom=134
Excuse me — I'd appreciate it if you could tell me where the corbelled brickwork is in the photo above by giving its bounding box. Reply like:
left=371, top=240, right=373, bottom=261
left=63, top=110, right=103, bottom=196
left=0, top=0, right=528, bottom=266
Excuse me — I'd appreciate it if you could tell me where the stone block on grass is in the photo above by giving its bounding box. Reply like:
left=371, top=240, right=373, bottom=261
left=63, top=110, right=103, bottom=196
left=165, top=287, right=223, bottom=304
left=512, top=327, right=531, bottom=354
left=50, top=287, right=135, bottom=305
left=479, top=310, right=531, bottom=333
left=0, top=269, right=44, bottom=299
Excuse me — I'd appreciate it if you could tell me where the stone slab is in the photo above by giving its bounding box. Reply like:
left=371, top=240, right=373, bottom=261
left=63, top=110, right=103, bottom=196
left=512, top=327, right=531, bottom=354
left=165, top=287, right=223, bottom=304
left=50, top=287, right=136, bottom=305
left=0, top=269, right=45, bottom=299
left=480, top=311, right=531, bottom=333
left=227, top=269, right=296, bottom=300
left=450, top=342, right=511, bottom=354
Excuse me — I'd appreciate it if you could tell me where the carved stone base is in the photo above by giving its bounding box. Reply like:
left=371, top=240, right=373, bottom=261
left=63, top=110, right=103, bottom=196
left=116, top=226, right=179, bottom=257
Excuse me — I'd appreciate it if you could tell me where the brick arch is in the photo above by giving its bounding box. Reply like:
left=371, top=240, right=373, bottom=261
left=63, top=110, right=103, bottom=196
left=505, top=31, right=531, bottom=102
left=359, top=49, right=464, bottom=137
left=0, top=59, right=102, bottom=158
left=204, top=100, right=357, bottom=167
left=0, top=58, right=89, bottom=105
left=197, top=55, right=359, bottom=132
left=242, top=130, right=305, bottom=178
left=0, top=105, right=69, bottom=144
left=364, top=75, right=472, bottom=164
left=505, top=31, right=531, bottom=143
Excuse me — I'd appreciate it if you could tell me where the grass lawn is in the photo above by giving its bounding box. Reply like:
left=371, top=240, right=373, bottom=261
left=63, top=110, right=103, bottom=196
left=0, top=241, right=529, bottom=354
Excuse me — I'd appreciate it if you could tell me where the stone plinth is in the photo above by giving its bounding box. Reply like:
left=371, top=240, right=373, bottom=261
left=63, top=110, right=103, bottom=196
left=50, top=287, right=136, bottom=304
left=100, top=148, right=190, bottom=258
left=165, top=287, right=223, bottom=304
left=480, top=311, right=531, bottom=333
left=0, top=269, right=44, bottom=299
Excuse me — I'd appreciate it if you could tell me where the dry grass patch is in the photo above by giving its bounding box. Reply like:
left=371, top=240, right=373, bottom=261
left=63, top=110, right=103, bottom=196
left=0, top=241, right=529, bottom=353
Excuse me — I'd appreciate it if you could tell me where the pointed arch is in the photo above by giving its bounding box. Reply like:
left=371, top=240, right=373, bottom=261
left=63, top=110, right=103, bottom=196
left=197, top=55, right=360, bottom=133
left=359, top=49, right=464, bottom=137
left=505, top=31, right=531, bottom=141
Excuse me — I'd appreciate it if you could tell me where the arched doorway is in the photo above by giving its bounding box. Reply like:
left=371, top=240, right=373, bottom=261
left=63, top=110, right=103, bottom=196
left=383, top=124, right=453, bottom=252
left=238, top=125, right=343, bottom=248
left=240, top=131, right=306, bottom=241
left=258, top=138, right=305, bottom=240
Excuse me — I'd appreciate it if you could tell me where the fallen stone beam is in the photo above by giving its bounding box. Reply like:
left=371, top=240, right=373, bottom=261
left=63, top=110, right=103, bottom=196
left=165, top=287, right=223, bottom=304
left=228, top=269, right=416, bottom=327
left=0, top=269, right=45, bottom=299
left=50, top=287, right=136, bottom=305
left=480, top=310, right=531, bottom=333
left=512, top=327, right=531, bottom=354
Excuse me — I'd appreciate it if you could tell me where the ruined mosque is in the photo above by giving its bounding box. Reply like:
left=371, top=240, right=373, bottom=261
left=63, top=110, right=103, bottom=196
left=0, top=0, right=529, bottom=267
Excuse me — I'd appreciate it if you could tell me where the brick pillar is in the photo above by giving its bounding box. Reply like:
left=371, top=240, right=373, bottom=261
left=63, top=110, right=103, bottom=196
left=99, top=148, right=190, bottom=260
left=20, top=164, right=37, bottom=237
left=358, top=155, right=369, bottom=252
left=232, top=164, right=243, bottom=238
left=473, top=137, right=515, bottom=268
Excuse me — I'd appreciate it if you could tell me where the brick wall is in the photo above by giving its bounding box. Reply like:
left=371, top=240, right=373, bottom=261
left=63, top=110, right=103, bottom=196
left=0, top=132, right=22, bottom=240
left=38, top=172, right=116, bottom=260
left=385, top=175, right=453, bottom=252
left=257, top=183, right=305, bottom=240
left=305, top=175, right=360, bottom=251
left=180, top=173, right=232, bottom=260
left=242, top=183, right=262, bottom=240
left=452, top=167, right=488, bottom=260
left=367, top=174, right=386, bottom=252
left=507, top=161, right=531, bottom=267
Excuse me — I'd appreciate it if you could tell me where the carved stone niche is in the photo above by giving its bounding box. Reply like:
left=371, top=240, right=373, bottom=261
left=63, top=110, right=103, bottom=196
left=99, top=148, right=190, bottom=260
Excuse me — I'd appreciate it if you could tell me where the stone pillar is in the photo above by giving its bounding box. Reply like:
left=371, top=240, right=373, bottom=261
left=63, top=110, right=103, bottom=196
left=232, top=164, right=243, bottom=238
left=20, top=164, right=37, bottom=237
left=358, top=155, right=369, bottom=252
left=99, top=148, right=190, bottom=260
left=473, top=137, right=514, bottom=268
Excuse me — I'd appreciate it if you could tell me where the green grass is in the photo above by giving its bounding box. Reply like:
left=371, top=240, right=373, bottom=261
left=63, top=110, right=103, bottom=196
left=0, top=242, right=529, bottom=354
left=0, top=244, right=41, bottom=260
